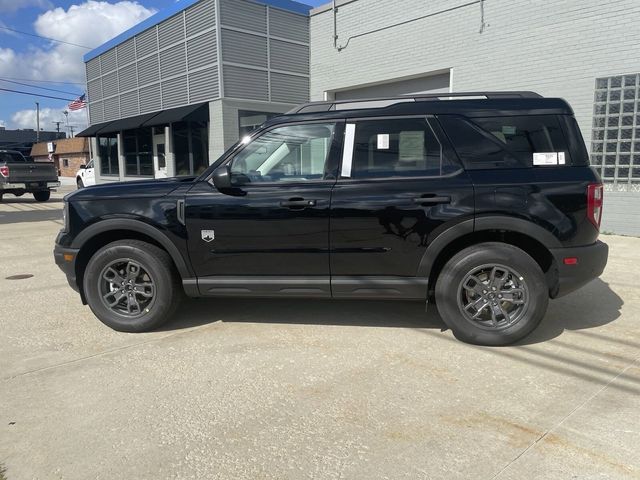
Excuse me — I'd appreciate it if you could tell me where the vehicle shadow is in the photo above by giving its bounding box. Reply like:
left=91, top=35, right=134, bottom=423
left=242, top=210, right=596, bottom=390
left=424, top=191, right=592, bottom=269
left=0, top=196, right=64, bottom=204
left=161, top=278, right=622, bottom=345
left=0, top=206, right=63, bottom=224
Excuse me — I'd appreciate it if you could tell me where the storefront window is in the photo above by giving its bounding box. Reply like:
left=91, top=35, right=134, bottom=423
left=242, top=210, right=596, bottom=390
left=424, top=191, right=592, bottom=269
left=98, top=134, right=118, bottom=176
left=172, top=121, right=209, bottom=176
left=123, top=128, right=153, bottom=176
left=238, top=110, right=278, bottom=137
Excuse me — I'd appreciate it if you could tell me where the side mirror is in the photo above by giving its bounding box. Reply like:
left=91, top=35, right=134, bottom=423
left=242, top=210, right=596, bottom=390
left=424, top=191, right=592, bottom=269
left=211, top=164, right=232, bottom=190
left=79, top=164, right=87, bottom=169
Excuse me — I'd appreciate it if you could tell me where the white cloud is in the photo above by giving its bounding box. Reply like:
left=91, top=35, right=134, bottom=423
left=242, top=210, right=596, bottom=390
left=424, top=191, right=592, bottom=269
left=0, top=0, right=53, bottom=13
left=11, top=107, right=88, bottom=133
left=0, top=119, right=5, bottom=127
left=0, top=1, right=156, bottom=84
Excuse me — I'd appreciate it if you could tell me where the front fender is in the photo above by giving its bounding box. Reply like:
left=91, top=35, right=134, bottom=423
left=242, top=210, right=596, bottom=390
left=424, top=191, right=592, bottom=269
left=71, top=217, right=193, bottom=279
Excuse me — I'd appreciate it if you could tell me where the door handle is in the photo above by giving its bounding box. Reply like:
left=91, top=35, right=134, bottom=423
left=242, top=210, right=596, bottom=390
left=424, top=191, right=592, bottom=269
left=280, top=198, right=317, bottom=209
left=413, top=195, right=451, bottom=205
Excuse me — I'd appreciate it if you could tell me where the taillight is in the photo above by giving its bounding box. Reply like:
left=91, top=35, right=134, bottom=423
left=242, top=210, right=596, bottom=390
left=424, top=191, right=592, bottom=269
left=587, top=183, right=603, bottom=230
left=0, top=166, right=8, bottom=177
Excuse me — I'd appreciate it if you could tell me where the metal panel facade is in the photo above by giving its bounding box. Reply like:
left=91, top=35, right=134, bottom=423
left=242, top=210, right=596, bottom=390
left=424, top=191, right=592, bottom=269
left=86, top=0, right=310, bottom=125
left=86, top=0, right=221, bottom=121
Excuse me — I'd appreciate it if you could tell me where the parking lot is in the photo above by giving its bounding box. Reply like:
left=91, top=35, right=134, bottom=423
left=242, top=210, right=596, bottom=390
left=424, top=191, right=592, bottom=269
left=0, top=186, right=639, bottom=480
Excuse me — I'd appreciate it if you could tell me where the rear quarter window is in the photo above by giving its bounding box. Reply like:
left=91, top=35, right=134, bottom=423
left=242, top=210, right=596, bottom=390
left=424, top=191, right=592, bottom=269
left=439, top=115, right=571, bottom=169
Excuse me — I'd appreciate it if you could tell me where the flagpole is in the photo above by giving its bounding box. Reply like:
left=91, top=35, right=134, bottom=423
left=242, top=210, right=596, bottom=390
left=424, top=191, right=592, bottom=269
left=85, top=99, right=92, bottom=163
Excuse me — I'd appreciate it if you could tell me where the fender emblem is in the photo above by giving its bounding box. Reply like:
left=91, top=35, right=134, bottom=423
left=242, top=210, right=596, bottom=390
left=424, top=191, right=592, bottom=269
left=201, top=230, right=215, bottom=242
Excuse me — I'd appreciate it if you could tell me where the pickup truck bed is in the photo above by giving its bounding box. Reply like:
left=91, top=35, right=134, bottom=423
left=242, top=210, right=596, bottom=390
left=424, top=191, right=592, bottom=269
left=0, top=150, right=59, bottom=202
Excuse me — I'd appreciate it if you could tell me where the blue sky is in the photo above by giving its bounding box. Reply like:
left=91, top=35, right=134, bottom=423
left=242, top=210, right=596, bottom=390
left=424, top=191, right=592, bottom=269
left=0, top=0, right=324, bottom=132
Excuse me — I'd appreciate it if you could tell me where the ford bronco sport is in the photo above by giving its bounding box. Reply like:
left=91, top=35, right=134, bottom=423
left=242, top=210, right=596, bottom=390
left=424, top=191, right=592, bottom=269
left=54, top=92, right=608, bottom=345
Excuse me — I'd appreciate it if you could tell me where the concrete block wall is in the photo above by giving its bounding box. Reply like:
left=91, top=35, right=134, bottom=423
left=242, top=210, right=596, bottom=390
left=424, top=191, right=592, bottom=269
left=311, top=0, right=640, bottom=235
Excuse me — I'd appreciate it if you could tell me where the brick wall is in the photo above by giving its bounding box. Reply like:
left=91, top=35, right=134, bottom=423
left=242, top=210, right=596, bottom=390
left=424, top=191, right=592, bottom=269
left=57, top=154, right=89, bottom=177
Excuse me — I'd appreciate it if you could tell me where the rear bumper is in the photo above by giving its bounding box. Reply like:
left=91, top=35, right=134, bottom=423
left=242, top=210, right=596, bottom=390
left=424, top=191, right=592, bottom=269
left=549, top=240, right=608, bottom=298
left=1, top=181, right=60, bottom=190
left=54, top=244, right=80, bottom=293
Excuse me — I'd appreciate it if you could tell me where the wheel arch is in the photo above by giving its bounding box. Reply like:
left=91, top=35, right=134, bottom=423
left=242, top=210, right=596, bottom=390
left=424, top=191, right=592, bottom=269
left=72, top=219, right=192, bottom=302
left=419, top=217, right=560, bottom=298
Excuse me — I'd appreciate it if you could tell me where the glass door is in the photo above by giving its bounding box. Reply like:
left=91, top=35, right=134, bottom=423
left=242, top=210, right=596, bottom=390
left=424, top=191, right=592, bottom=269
left=153, top=132, right=167, bottom=179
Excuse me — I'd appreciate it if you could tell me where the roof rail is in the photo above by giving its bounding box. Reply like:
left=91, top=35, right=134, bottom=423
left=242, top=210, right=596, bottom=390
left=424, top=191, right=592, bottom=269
left=287, top=91, right=543, bottom=114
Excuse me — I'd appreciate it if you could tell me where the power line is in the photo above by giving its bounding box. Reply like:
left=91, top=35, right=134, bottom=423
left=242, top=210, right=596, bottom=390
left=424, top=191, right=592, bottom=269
left=0, top=87, right=74, bottom=102
left=335, top=0, right=483, bottom=51
left=0, top=25, right=93, bottom=49
left=0, top=78, right=81, bottom=96
left=0, top=76, right=85, bottom=85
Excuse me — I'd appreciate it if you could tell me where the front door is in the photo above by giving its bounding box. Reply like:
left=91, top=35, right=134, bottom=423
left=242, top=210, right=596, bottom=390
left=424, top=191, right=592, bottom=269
left=185, top=121, right=342, bottom=297
left=153, top=133, right=167, bottom=179
left=329, top=116, right=474, bottom=298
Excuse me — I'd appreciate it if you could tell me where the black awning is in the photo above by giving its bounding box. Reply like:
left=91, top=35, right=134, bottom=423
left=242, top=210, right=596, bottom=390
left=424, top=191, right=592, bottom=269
left=141, top=103, right=209, bottom=127
left=76, top=121, right=113, bottom=137
left=76, top=102, right=209, bottom=137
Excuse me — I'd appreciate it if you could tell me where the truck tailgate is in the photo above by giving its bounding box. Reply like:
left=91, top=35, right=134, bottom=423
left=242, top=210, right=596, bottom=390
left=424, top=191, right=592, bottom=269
left=7, top=163, right=58, bottom=182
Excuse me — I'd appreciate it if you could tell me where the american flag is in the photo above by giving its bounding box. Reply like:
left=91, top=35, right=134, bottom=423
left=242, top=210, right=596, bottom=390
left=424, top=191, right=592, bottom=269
left=68, top=93, right=87, bottom=111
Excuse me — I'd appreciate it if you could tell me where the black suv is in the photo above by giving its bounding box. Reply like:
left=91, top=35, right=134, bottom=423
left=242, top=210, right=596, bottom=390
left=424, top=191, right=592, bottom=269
left=54, top=92, right=608, bottom=345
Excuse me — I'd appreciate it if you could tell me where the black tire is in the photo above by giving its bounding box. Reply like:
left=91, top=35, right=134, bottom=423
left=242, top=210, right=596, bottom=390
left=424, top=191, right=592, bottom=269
left=14, top=191, right=24, bottom=197
left=77, top=178, right=84, bottom=189
left=33, top=191, right=50, bottom=202
left=435, top=242, right=548, bottom=346
left=83, top=240, right=182, bottom=332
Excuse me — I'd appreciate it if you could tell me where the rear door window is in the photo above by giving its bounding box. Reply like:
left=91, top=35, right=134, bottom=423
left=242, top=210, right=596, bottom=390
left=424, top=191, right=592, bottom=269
left=343, top=117, right=459, bottom=179
left=439, top=115, right=570, bottom=169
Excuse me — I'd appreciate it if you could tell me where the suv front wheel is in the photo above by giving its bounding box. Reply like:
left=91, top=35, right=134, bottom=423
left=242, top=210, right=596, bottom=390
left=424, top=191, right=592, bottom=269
left=83, top=240, right=182, bottom=332
left=435, top=242, right=548, bottom=346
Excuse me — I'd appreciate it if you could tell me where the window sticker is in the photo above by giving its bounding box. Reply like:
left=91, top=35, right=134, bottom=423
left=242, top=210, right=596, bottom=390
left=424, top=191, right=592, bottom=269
left=502, top=125, right=517, bottom=135
left=399, top=131, right=425, bottom=161
left=377, top=133, right=390, bottom=150
left=558, top=151, right=566, bottom=165
left=533, top=152, right=559, bottom=165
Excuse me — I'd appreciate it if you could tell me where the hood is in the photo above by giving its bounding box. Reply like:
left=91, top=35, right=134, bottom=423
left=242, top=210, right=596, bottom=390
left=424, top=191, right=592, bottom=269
left=65, top=176, right=196, bottom=201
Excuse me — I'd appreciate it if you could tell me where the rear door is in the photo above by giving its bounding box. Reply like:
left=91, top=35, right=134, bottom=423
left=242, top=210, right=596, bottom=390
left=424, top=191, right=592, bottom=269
left=329, top=116, right=474, bottom=298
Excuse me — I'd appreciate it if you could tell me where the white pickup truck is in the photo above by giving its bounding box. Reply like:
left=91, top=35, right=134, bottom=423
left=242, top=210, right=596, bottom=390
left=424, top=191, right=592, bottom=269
left=0, top=150, right=59, bottom=202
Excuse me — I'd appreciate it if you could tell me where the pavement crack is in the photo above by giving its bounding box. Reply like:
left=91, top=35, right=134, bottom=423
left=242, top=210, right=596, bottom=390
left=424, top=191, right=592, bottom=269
left=490, top=354, right=640, bottom=479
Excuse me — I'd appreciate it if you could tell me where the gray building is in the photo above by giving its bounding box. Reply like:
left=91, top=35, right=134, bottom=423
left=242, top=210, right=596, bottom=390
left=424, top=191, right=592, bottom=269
left=80, top=0, right=310, bottom=182
left=309, top=0, right=640, bottom=235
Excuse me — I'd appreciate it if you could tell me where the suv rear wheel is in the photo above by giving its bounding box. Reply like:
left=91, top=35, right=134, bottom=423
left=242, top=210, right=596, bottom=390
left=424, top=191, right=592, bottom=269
left=435, top=242, right=548, bottom=346
left=83, top=240, right=182, bottom=332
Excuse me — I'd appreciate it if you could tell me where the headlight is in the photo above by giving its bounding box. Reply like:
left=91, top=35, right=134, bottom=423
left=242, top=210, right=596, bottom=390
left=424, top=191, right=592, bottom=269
left=62, top=201, right=70, bottom=232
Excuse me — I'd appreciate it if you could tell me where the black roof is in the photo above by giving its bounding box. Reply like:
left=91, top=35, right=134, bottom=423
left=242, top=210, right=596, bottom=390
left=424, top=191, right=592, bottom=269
left=266, top=92, right=573, bottom=127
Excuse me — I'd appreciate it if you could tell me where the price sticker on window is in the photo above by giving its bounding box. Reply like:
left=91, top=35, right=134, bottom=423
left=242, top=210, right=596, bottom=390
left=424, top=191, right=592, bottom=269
left=377, top=134, right=390, bottom=150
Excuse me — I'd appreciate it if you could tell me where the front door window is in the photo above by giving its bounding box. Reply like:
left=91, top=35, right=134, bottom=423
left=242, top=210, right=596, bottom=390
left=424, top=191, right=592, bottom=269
left=229, top=123, right=336, bottom=184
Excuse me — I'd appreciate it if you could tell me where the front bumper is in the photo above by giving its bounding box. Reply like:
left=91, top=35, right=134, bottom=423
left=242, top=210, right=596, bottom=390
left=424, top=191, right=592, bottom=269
left=549, top=240, right=608, bottom=298
left=54, top=243, right=80, bottom=293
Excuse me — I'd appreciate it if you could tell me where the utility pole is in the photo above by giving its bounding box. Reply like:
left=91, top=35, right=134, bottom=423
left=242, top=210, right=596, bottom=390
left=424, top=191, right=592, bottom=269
left=35, top=101, right=40, bottom=142
left=52, top=121, right=62, bottom=133
left=63, top=110, right=69, bottom=138
left=69, top=126, right=75, bottom=137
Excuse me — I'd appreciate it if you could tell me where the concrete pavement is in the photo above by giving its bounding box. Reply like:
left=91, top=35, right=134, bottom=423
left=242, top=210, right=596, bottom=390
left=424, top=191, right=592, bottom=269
left=0, top=186, right=639, bottom=479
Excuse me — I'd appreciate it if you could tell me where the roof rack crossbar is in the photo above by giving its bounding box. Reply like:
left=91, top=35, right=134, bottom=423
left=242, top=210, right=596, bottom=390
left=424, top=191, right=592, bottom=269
left=287, top=91, right=543, bottom=114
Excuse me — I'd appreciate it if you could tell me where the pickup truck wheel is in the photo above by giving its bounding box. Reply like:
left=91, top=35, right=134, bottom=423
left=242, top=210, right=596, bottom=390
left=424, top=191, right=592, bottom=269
left=83, top=240, right=182, bottom=332
left=33, top=191, right=50, bottom=202
left=77, top=178, right=84, bottom=189
left=435, top=242, right=548, bottom=346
